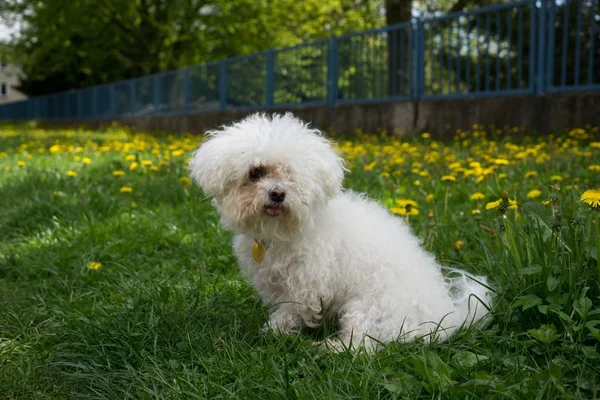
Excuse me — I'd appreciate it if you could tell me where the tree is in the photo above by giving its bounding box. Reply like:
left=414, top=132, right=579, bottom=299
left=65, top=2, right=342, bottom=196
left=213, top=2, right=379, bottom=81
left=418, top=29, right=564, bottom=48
left=0, top=0, right=383, bottom=96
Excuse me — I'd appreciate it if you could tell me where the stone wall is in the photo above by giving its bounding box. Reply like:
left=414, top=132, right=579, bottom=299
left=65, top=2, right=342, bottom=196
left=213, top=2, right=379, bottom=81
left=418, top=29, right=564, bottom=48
left=38, top=92, right=600, bottom=137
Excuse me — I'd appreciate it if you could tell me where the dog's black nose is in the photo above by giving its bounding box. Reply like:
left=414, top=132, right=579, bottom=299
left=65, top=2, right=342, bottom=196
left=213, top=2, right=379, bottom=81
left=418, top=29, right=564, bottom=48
left=269, top=188, right=286, bottom=203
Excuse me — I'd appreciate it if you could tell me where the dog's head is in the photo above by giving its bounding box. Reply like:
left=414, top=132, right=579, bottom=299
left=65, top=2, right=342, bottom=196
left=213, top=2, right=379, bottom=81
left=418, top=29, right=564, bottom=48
left=189, top=113, right=345, bottom=240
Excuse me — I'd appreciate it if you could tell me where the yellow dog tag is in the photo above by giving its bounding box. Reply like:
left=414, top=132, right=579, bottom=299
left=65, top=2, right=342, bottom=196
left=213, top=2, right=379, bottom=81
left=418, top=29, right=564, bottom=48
left=252, top=241, right=265, bottom=263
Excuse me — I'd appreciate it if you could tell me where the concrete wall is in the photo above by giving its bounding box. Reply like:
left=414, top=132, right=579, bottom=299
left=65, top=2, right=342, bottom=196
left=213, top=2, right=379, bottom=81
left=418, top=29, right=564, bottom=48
left=39, top=92, right=600, bottom=137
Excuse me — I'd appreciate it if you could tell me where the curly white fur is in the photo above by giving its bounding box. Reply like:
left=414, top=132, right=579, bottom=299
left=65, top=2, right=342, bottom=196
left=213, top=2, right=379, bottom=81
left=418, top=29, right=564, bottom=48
left=189, top=112, right=493, bottom=352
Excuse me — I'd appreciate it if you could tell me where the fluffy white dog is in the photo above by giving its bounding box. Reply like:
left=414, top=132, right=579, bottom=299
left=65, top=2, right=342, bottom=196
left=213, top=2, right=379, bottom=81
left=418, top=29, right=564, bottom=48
left=189, top=112, right=493, bottom=352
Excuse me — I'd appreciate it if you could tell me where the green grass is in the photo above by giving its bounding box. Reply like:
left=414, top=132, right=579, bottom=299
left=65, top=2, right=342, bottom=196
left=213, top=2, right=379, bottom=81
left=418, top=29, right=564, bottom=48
left=0, top=124, right=599, bottom=399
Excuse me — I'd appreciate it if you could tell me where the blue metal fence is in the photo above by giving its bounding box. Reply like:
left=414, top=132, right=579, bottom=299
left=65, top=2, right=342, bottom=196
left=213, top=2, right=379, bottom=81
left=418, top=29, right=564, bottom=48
left=0, top=0, right=598, bottom=120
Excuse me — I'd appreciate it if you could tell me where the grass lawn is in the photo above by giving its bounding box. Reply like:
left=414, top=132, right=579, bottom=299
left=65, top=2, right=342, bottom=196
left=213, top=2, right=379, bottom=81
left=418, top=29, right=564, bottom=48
left=1, top=122, right=599, bottom=399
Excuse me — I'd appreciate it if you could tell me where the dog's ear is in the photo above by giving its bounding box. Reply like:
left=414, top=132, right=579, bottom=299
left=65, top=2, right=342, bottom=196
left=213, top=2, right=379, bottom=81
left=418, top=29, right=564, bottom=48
left=308, top=135, right=346, bottom=200
left=188, top=132, right=234, bottom=198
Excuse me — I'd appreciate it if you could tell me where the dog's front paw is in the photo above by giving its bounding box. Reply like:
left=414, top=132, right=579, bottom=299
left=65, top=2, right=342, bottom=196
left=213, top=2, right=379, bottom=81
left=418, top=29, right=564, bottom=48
left=263, top=311, right=301, bottom=335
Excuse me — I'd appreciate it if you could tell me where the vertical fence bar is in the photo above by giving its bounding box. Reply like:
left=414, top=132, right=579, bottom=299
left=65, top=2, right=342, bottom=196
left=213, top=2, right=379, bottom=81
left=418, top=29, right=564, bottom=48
left=546, top=0, right=556, bottom=90
left=153, top=75, right=159, bottom=113
left=77, top=91, right=82, bottom=118
left=560, top=0, right=569, bottom=87
left=466, top=19, right=471, bottom=92
left=485, top=13, right=491, bottom=92
left=495, top=11, right=502, bottom=92
left=476, top=15, right=481, bottom=92
left=110, top=84, right=116, bottom=117
left=574, top=0, right=583, bottom=86
left=517, top=8, right=523, bottom=88
left=455, top=19, right=461, bottom=92
left=409, top=20, right=417, bottom=99
left=183, top=68, right=191, bottom=113
left=427, top=25, right=433, bottom=95
left=129, top=80, right=135, bottom=115
left=507, top=8, right=512, bottom=90
left=537, top=0, right=547, bottom=93
left=588, top=0, right=596, bottom=85
left=327, top=37, right=339, bottom=106
left=265, top=50, right=275, bottom=107
left=418, top=19, right=425, bottom=99
left=92, top=86, right=98, bottom=117
left=219, top=60, right=227, bottom=110
left=529, top=0, right=537, bottom=92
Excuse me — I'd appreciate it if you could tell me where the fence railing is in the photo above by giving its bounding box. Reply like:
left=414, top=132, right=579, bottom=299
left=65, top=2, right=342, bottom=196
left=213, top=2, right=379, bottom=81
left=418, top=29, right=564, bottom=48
left=0, top=0, right=598, bottom=120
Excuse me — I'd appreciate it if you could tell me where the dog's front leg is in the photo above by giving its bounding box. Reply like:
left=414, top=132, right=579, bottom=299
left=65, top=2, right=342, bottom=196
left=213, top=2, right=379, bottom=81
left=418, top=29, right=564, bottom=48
left=263, top=302, right=305, bottom=334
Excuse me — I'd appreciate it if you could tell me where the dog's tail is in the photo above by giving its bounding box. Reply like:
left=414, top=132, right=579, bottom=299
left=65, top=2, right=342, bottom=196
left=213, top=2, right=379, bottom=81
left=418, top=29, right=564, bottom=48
left=443, top=268, right=494, bottom=334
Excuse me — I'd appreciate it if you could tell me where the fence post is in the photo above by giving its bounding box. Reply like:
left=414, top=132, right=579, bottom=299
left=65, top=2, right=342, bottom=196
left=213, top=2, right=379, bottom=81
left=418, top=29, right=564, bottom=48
left=535, top=0, right=547, bottom=94
left=183, top=68, right=191, bottom=113
left=219, top=60, right=227, bottom=111
left=266, top=50, right=275, bottom=107
left=408, top=17, right=425, bottom=100
left=326, top=37, right=339, bottom=107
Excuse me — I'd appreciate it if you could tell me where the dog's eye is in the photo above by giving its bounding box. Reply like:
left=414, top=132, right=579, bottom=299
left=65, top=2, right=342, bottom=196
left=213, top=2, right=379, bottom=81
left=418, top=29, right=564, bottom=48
left=249, top=166, right=266, bottom=182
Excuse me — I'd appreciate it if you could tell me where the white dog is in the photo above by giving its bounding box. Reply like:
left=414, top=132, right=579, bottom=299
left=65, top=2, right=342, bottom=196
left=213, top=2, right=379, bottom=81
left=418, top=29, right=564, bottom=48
left=189, top=113, right=492, bottom=352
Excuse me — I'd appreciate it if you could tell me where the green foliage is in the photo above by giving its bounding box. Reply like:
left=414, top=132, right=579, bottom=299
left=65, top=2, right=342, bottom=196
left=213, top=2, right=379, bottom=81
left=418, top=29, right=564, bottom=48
left=0, top=0, right=382, bottom=96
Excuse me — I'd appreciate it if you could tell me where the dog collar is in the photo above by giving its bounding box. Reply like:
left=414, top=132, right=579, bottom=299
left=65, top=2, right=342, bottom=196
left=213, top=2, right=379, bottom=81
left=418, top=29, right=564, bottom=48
left=252, top=240, right=265, bottom=263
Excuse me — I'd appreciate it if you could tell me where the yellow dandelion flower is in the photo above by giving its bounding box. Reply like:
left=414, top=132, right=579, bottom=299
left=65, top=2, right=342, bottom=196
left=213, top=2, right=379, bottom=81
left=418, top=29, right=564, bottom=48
left=498, top=173, right=507, bottom=179
left=413, top=180, right=421, bottom=186
left=550, top=175, right=563, bottom=182
left=527, top=189, right=542, bottom=199
left=525, top=171, right=538, bottom=178
left=426, top=193, right=434, bottom=203
left=364, top=161, right=377, bottom=172
left=508, top=199, right=518, bottom=209
left=129, top=162, right=138, bottom=171
left=588, top=165, right=600, bottom=172
left=67, top=170, right=78, bottom=177
left=454, top=240, right=465, bottom=250
left=125, top=154, right=136, bottom=161
left=179, top=177, right=192, bottom=186
left=542, top=200, right=552, bottom=206
left=590, top=142, right=600, bottom=149
left=396, top=199, right=419, bottom=208
left=172, top=150, right=185, bottom=157
left=82, top=157, right=92, bottom=164
left=74, top=156, right=81, bottom=162
left=141, top=160, right=153, bottom=166
left=421, top=133, right=431, bottom=139
left=120, top=186, right=133, bottom=193
left=150, top=166, right=159, bottom=172
left=581, top=188, right=600, bottom=209
left=88, top=262, right=102, bottom=270
left=17, top=161, right=26, bottom=167
left=441, top=175, right=456, bottom=182
left=471, top=209, right=481, bottom=215
left=380, top=172, right=390, bottom=178
left=486, top=199, right=502, bottom=210
left=470, top=192, right=485, bottom=201
left=113, top=170, right=125, bottom=177
left=494, top=159, right=510, bottom=165
left=390, top=206, right=420, bottom=216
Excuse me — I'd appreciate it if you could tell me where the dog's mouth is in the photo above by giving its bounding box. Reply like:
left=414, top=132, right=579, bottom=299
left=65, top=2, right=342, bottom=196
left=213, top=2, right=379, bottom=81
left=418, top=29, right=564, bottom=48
left=265, top=205, right=284, bottom=217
